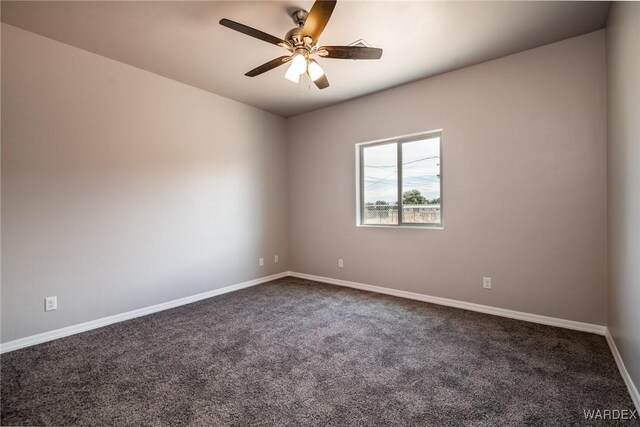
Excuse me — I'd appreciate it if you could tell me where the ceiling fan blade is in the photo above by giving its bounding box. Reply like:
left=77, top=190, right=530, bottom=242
left=313, top=74, right=330, bottom=90
left=317, top=46, right=383, bottom=60
left=301, top=0, right=337, bottom=41
left=220, top=18, right=289, bottom=48
left=245, top=56, right=292, bottom=77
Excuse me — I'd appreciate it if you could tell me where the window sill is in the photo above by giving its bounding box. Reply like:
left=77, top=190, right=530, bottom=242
left=356, top=224, right=444, bottom=230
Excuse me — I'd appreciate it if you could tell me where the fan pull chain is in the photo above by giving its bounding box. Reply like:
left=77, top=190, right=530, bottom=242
left=299, top=72, right=310, bottom=96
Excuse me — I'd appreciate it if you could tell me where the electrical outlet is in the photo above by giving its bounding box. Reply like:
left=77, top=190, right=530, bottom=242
left=274, top=255, right=279, bottom=263
left=45, top=296, right=57, bottom=312
left=259, top=258, right=264, bottom=267
left=338, top=259, right=344, bottom=268
left=483, top=277, right=492, bottom=289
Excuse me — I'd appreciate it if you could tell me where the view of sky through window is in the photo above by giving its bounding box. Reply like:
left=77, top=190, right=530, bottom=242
left=402, top=137, right=441, bottom=203
left=363, top=137, right=440, bottom=204
left=363, top=143, right=398, bottom=204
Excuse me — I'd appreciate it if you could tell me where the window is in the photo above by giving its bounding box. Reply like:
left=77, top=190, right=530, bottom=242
left=357, top=131, right=442, bottom=227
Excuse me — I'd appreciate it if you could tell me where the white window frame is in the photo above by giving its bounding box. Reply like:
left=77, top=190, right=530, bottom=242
left=355, top=130, right=443, bottom=229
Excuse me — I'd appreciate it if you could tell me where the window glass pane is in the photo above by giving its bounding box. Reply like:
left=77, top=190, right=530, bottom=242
left=401, top=137, right=441, bottom=224
left=362, top=143, right=398, bottom=225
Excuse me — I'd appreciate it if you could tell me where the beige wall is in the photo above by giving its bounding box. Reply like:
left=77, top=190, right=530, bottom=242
left=1, top=24, right=290, bottom=343
left=287, top=31, right=607, bottom=325
left=607, top=2, right=640, bottom=394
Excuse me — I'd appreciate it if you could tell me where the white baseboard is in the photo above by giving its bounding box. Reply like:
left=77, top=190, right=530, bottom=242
left=605, top=328, right=640, bottom=411
left=0, top=270, right=609, bottom=353
left=0, top=271, right=289, bottom=354
left=289, top=272, right=607, bottom=335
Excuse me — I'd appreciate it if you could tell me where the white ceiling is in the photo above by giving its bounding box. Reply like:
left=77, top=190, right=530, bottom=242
left=1, top=1, right=610, bottom=117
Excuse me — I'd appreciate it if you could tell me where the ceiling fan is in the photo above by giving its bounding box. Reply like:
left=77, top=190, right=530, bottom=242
left=219, top=0, right=383, bottom=90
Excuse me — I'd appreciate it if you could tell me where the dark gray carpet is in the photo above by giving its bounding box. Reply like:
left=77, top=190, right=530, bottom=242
left=1, top=277, right=637, bottom=426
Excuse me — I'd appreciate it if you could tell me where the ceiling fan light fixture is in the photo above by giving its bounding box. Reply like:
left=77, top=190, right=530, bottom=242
left=291, top=53, right=308, bottom=74
left=308, top=60, right=325, bottom=82
left=284, top=53, right=307, bottom=83
left=284, top=64, right=301, bottom=83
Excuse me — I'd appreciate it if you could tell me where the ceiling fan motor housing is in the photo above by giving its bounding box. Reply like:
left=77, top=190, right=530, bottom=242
left=285, top=27, right=302, bottom=45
